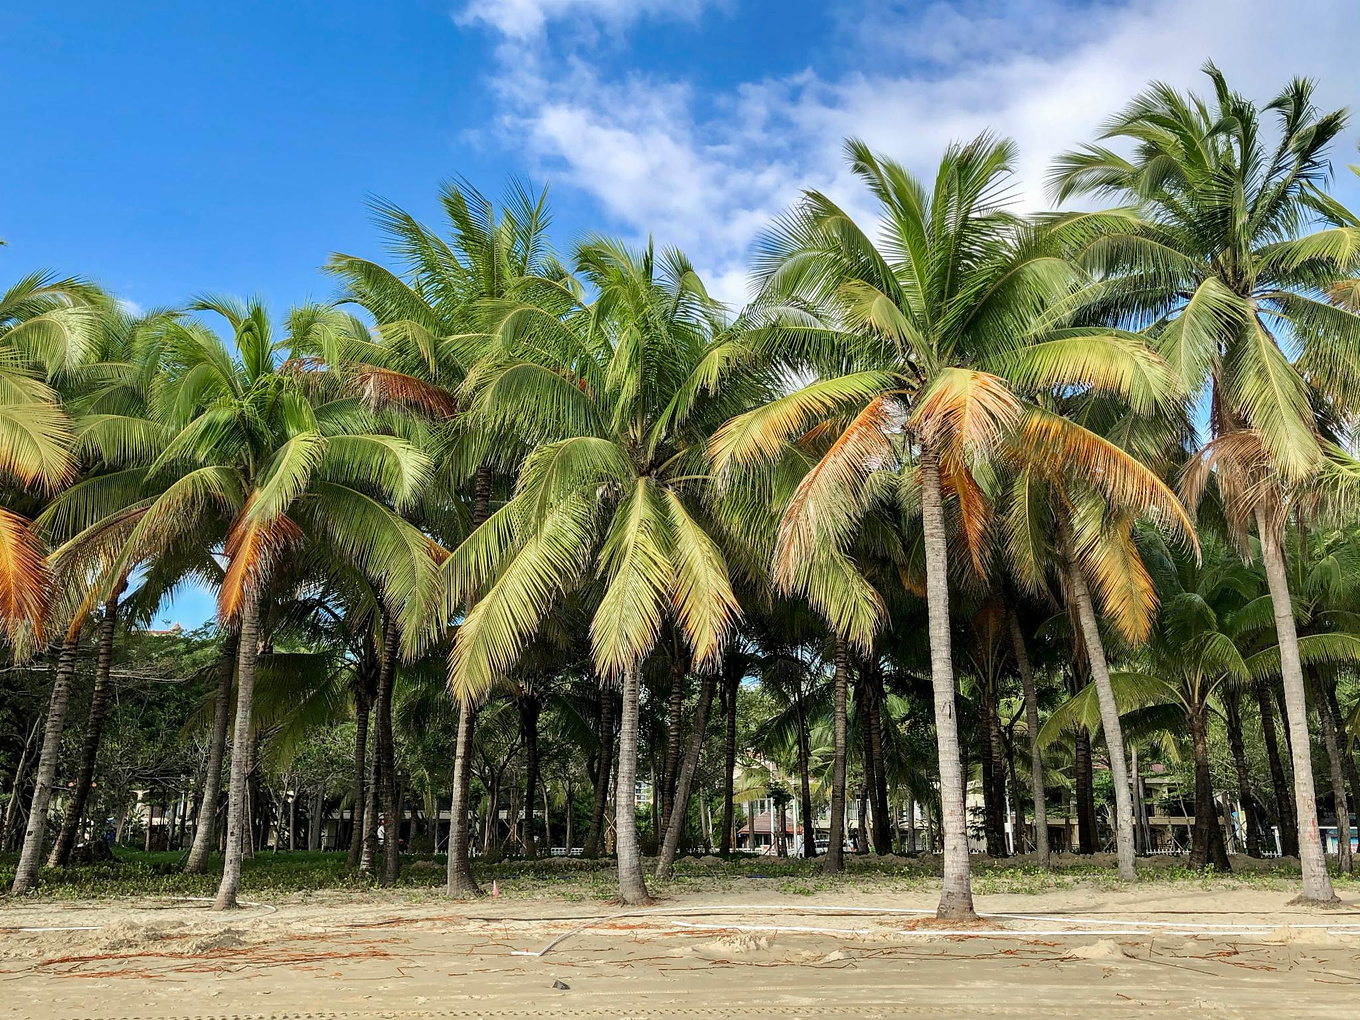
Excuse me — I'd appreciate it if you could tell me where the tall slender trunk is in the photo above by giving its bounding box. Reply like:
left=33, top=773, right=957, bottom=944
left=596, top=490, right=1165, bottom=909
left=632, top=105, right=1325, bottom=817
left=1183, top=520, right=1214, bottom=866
left=660, top=653, right=687, bottom=833
left=1256, top=510, right=1337, bottom=903
left=615, top=663, right=650, bottom=903
left=309, top=786, right=323, bottom=851
left=656, top=670, right=717, bottom=877
left=1063, top=529, right=1136, bottom=881
left=979, top=688, right=1006, bottom=858
left=1223, top=687, right=1262, bottom=858
left=520, top=695, right=541, bottom=859
left=823, top=637, right=849, bottom=874
left=214, top=589, right=262, bottom=910
left=583, top=689, right=614, bottom=858
left=1075, top=726, right=1098, bottom=855
left=858, top=679, right=875, bottom=854
left=565, top=781, right=573, bottom=853
left=1007, top=609, right=1049, bottom=865
left=795, top=686, right=816, bottom=858
left=346, top=692, right=370, bottom=869
left=446, top=700, right=481, bottom=896
left=3, top=717, right=42, bottom=853
left=186, top=636, right=239, bottom=875
left=377, top=618, right=401, bottom=887
left=11, top=633, right=80, bottom=894
left=1326, top=683, right=1360, bottom=861
left=1188, top=701, right=1231, bottom=872
left=1130, top=743, right=1146, bottom=854
left=360, top=715, right=381, bottom=873
left=1311, top=669, right=1352, bottom=874
left=51, top=589, right=122, bottom=866
left=719, top=664, right=738, bottom=855
left=920, top=446, right=975, bottom=918
left=445, top=462, right=492, bottom=886
left=867, top=670, right=891, bottom=853
left=1256, top=680, right=1297, bottom=856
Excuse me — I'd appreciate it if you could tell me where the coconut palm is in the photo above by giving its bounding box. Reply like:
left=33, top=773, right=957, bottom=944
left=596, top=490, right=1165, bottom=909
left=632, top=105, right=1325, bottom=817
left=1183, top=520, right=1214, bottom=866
left=0, top=271, right=103, bottom=637
left=56, top=297, right=440, bottom=907
left=443, top=238, right=755, bottom=903
left=711, top=136, right=1189, bottom=918
left=326, top=178, right=563, bottom=897
left=1051, top=64, right=1360, bottom=903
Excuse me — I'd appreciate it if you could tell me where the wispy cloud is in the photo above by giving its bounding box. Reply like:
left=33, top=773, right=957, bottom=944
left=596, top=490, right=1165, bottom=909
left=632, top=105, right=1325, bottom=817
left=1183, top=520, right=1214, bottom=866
left=457, top=0, right=715, bottom=41
left=461, top=0, right=1360, bottom=307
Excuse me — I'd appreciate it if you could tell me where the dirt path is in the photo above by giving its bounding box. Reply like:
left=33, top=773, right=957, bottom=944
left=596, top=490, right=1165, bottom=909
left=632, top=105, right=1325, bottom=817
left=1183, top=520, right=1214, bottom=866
left=3, top=885, right=1358, bottom=1018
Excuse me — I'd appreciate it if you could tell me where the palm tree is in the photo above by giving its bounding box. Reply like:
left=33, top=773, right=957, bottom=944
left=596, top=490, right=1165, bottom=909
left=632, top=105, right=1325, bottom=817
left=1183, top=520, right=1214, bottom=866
left=326, top=177, right=561, bottom=897
left=1052, top=65, right=1360, bottom=903
left=0, top=271, right=103, bottom=639
left=711, top=136, right=1187, bottom=918
left=68, top=297, right=439, bottom=908
left=444, top=239, right=750, bottom=903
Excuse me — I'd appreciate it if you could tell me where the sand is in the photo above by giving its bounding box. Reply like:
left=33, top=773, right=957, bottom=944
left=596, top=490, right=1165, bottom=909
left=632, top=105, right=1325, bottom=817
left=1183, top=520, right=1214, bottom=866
left=2, top=881, right=1358, bottom=1018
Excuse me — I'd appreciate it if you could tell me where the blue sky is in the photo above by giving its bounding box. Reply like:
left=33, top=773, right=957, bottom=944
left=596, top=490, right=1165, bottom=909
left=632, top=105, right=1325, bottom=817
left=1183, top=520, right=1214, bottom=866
left=6, top=0, right=1360, bottom=626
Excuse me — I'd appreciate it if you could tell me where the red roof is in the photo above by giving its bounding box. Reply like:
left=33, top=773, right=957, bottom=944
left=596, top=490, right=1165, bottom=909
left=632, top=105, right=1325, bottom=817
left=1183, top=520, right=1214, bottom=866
left=738, top=811, right=801, bottom=836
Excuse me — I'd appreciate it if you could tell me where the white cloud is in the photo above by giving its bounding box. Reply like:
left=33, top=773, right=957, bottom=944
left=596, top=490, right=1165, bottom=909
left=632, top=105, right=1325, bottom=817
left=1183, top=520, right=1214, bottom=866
left=466, top=0, right=1360, bottom=308
left=457, top=0, right=713, bottom=41
left=116, top=297, right=145, bottom=317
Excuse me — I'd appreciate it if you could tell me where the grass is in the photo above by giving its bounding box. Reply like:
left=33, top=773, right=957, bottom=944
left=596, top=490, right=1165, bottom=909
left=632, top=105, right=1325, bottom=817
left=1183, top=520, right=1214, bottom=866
left=3, top=846, right=1354, bottom=905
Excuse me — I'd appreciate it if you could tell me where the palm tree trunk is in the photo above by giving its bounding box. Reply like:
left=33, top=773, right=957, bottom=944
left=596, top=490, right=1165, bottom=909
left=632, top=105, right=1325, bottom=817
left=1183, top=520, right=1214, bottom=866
left=1189, top=702, right=1230, bottom=872
left=10, top=633, right=80, bottom=895
left=1222, top=687, right=1262, bottom=857
left=521, top=695, right=541, bottom=859
left=867, top=671, right=891, bottom=853
left=309, top=786, right=323, bottom=851
left=446, top=699, right=481, bottom=896
left=1007, top=608, right=1049, bottom=865
left=346, top=692, right=370, bottom=869
left=1074, top=726, right=1097, bottom=855
left=979, top=689, right=1006, bottom=858
left=1063, top=534, right=1137, bottom=881
left=1326, top=683, right=1360, bottom=858
left=1311, top=669, right=1352, bottom=875
left=614, top=663, right=650, bottom=903
left=795, top=687, right=816, bottom=858
left=660, top=653, right=687, bottom=833
left=213, top=588, right=261, bottom=910
left=1255, top=680, right=1297, bottom=856
left=920, top=446, right=975, bottom=918
left=858, top=680, right=875, bottom=855
left=1256, top=510, right=1338, bottom=904
left=823, top=636, right=849, bottom=875
left=3, top=717, right=42, bottom=853
left=51, top=589, right=122, bottom=867
left=719, top=664, right=738, bottom=855
left=186, top=633, right=238, bottom=873
left=377, top=618, right=401, bottom=887
left=656, top=670, right=717, bottom=878
left=583, top=689, right=614, bottom=859
left=360, top=722, right=381, bottom=873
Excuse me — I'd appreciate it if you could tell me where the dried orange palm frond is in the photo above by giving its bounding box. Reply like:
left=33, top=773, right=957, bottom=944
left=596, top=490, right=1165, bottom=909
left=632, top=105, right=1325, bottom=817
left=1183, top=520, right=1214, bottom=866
left=1020, top=407, right=1197, bottom=552
left=774, top=394, right=897, bottom=590
left=0, top=508, right=50, bottom=639
left=350, top=365, right=458, bottom=418
left=218, top=503, right=302, bottom=622
left=911, top=367, right=1021, bottom=460
left=1179, top=427, right=1279, bottom=534
left=1071, top=505, right=1158, bottom=644
left=940, top=452, right=991, bottom=577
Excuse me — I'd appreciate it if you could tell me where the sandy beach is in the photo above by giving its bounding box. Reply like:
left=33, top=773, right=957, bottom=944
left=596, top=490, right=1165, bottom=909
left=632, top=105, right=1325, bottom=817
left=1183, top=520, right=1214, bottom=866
left=4, top=879, right=1358, bottom=1019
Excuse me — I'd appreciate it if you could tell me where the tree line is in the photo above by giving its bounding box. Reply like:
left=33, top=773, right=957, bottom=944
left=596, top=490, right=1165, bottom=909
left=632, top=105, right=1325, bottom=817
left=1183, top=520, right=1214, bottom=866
left=4, top=65, right=1360, bottom=919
